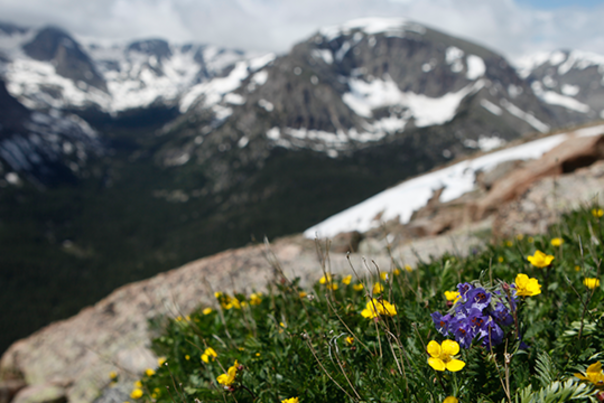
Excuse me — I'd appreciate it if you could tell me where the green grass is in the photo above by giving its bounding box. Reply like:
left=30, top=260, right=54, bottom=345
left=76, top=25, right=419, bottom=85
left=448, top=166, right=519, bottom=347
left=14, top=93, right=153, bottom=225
left=129, top=206, right=604, bottom=403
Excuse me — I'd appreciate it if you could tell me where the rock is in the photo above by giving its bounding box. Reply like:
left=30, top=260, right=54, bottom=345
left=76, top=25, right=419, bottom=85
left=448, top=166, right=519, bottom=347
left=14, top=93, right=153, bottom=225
left=0, top=379, right=26, bottom=403
left=12, top=384, right=66, bottom=403
left=329, top=231, right=363, bottom=253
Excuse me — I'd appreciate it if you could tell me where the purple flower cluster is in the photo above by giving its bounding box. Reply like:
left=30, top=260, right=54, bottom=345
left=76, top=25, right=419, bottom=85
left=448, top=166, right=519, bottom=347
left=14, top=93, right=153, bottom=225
left=431, top=283, right=514, bottom=349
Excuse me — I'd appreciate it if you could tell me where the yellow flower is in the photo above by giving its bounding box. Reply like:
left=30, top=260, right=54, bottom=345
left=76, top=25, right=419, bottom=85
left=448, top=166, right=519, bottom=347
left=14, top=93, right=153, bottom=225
left=427, top=340, right=465, bottom=372
left=575, top=265, right=581, bottom=272
left=282, top=398, right=299, bottom=403
left=443, top=397, right=459, bottom=403
left=444, top=291, right=461, bottom=303
left=298, top=291, right=308, bottom=298
left=345, top=336, right=354, bottom=345
left=202, top=307, right=212, bottom=315
left=516, top=234, right=524, bottom=241
left=342, top=275, right=352, bottom=285
left=280, top=322, right=286, bottom=328
left=498, top=256, right=504, bottom=263
left=551, top=237, right=563, bottom=247
left=505, top=240, right=513, bottom=247
left=393, top=268, right=401, bottom=276
left=575, top=361, right=604, bottom=388
left=217, top=360, right=238, bottom=387
left=527, top=250, right=554, bottom=268
left=214, top=291, right=223, bottom=299
left=326, top=283, right=338, bottom=291
left=353, top=283, right=364, bottom=291
left=584, top=278, right=601, bottom=289
left=528, top=237, right=534, bottom=243
left=380, top=272, right=389, bottom=281
left=145, top=368, right=155, bottom=377
left=372, top=283, right=384, bottom=294
left=134, top=381, right=142, bottom=388
left=255, top=352, right=261, bottom=357
left=361, top=298, right=397, bottom=318
left=515, top=274, right=541, bottom=297
left=185, top=315, right=190, bottom=321
left=175, top=316, right=183, bottom=322
left=157, top=356, right=166, bottom=366
left=130, top=389, right=143, bottom=399
left=201, top=347, right=218, bottom=363
left=249, top=293, right=262, bottom=305
left=185, top=355, right=190, bottom=361
left=592, top=208, right=604, bottom=218
left=109, top=371, right=118, bottom=380
left=404, top=264, right=413, bottom=272
left=319, top=274, right=332, bottom=284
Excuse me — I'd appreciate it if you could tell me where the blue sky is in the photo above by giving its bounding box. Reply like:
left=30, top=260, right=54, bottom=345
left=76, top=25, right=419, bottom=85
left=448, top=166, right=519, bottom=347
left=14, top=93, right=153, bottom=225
left=0, top=0, right=603, bottom=62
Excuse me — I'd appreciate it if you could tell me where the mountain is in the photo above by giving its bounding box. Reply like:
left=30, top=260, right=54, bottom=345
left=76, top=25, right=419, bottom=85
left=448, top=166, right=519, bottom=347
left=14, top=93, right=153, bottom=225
left=0, top=17, right=603, bottom=356
left=516, top=49, right=604, bottom=125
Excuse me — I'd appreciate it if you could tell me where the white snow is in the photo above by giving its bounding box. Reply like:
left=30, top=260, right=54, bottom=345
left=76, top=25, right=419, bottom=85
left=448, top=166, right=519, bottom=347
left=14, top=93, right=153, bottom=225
left=311, top=49, right=333, bottom=65
left=266, top=127, right=280, bottom=140
left=466, top=55, right=486, bottom=80
left=258, top=99, right=274, bottom=112
left=561, top=84, right=580, bottom=96
left=446, top=46, right=464, bottom=73
left=540, top=91, right=590, bottom=113
left=499, top=99, right=549, bottom=133
left=320, top=17, right=410, bottom=41
left=304, top=124, right=604, bottom=238
left=343, top=76, right=483, bottom=127
left=480, top=99, right=503, bottom=116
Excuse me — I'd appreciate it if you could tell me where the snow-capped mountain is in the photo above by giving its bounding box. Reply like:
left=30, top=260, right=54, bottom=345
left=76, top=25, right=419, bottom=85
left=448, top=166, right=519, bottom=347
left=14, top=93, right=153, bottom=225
left=0, top=24, right=252, bottom=113
left=516, top=49, right=604, bottom=125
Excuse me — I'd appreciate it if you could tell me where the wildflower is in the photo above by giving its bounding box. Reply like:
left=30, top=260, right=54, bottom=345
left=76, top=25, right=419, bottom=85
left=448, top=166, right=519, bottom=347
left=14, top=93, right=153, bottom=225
left=584, top=278, right=601, bottom=289
left=551, top=237, right=563, bottom=247
left=467, top=288, right=491, bottom=310
left=214, top=291, right=223, bottom=299
left=326, top=283, right=338, bottom=291
left=498, top=256, right=504, bottom=263
left=298, top=291, right=308, bottom=298
left=345, top=336, right=354, bottom=345
left=342, top=275, right=352, bottom=285
left=427, top=340, right=465, bottom=372
left=280, top=322, right=286, bottom=328
left=282, top=398, right=299, bottom=403
left=225, top=298, right=241, bottom=310
left=202, top=307, right=212, bottom=315
left=514, top=274, right=541, bottom=297
left=393, top=268, right=401, bottom=275
left=353, top=283, right=364, bottom=291
left=527, top=250, right=554, bottom=268
left=255, top=352, right=261, bottom=357
left=457, top=282, right=474, bottom=300
left=175, top=316, right=183, bottom=322
left=528, top=237, right=534, bottom=243
left=404, top=264, right=413, bottom=272
left=109, top=371, right=117, bottom=380
left=185, top=355, right=190, bottom=360
left=505, top=240, right=513, bottom=247
left=145, top=368, right=155, bottom=377
left=361, top=298, right=397, bottom=318
left=319, top=274, right=332, bottom=284
left=201, top=347, right=218, bottom=363
left=372, top=283, right=384, bottom=294
left=380, top=272, right=389, bottom=281
left=575, top=265, right=581, bottom=272
left=249, top=293, right=262, bottom=305
left=575, top=362, right=604, bottom=388
left=516, top=234, right=524, bottom=241
left=444, top=397, right=459, bottom=403
left=130, top=389, right=143, bottom=399
left=592, top=208, right=604, bottom=218
left=217, top=360, right=239, bottom=387
left=134, top=381, right=142, bottom=388
left=444, top=290, right=461, bottom=304
left=431, top=312, right=452, bottom=336
left=157, top=356, right=166, bottom=366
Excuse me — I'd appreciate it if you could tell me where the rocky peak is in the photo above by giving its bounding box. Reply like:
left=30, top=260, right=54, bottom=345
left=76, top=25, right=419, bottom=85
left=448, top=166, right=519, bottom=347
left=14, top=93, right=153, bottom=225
left=22, top=27, right=107, bottom=92
left=126, top=39, right=172, bottom=61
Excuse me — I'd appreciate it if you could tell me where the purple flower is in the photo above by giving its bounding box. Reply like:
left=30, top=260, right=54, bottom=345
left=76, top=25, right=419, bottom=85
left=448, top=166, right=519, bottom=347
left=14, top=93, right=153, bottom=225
left=479, top=317, right=504, bottom=348
left=431, top=312, right=452, bottom=336
left=466, top=288, right=491, bottom=311
left=450, top=317, right=475, bottom=348
left=491, top=302, right=513, bottom=327
left=457, top=282, right=474, bottom=301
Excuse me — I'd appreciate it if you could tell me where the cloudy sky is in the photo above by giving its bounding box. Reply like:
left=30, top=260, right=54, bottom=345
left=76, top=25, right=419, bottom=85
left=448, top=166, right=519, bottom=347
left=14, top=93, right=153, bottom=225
left=1, top=0, right=603, bottom=62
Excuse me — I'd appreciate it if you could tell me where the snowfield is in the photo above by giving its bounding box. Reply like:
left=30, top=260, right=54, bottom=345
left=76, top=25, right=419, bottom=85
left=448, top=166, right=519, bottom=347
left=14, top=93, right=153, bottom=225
left=303, top=124, right=604, bottom=239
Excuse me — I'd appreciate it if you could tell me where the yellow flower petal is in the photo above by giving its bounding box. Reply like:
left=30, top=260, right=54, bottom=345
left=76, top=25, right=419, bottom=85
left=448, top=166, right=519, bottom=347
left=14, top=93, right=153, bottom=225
left=372, top=283, right=384, bottom=294
left=342, top=275, right=352, bottom=285
left=428, top=357, right=446, bottom=371
left=441, top=340, right=460, bottom=356
left=446, top=359, right=466, bottom=372
left=443, top=397, right=459, bottom=403
left=427, top=340, right=441, bottom=358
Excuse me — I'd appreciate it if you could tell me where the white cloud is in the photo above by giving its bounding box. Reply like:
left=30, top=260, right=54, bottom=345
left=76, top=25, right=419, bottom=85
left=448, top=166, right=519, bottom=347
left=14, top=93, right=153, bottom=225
left=0, top=0, right=603, bottom=62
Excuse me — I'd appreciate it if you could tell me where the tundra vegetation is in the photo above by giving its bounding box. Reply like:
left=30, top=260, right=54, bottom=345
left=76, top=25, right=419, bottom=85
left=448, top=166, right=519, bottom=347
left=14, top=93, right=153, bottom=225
left=124, top=206, right=604, bottom=402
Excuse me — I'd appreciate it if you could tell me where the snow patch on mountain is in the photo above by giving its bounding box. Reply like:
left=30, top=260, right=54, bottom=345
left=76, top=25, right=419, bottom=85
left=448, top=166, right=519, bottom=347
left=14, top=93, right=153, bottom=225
left=304, top=124, right=604, bottom=238
left=319, top=17, right=424, bottom=41
left=343, top=76, right=484, bottom=127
